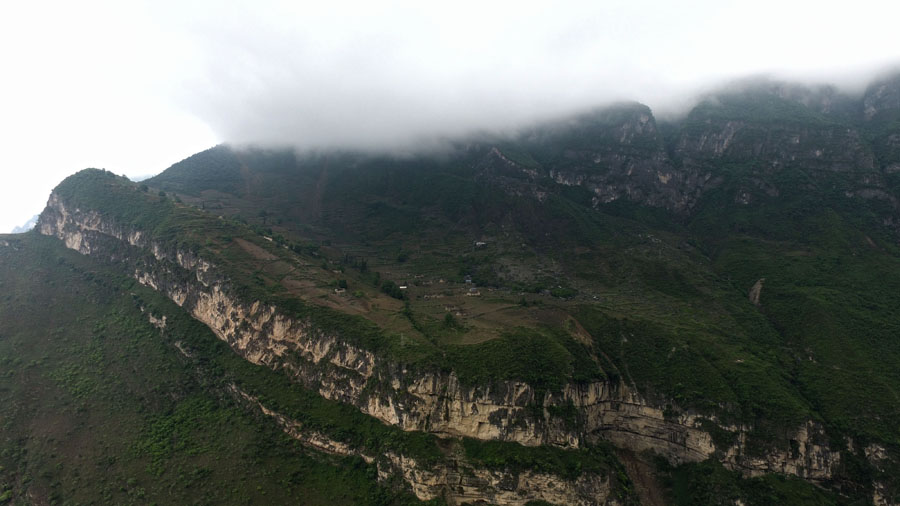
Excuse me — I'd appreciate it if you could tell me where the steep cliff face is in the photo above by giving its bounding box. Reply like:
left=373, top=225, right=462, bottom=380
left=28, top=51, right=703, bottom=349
left=518, top=103, right=707, bottom=212
left=864, top=73, right=900, bottom=121
left=224, top=383, right=618, bottom=506
left=771, top=82, right=859, bottom=118
left=38, top=192, right=846, bottom=491
left=864, top=74, right=900, bottom=172
left=477, top=83, right=899, bottom=217
left=143, top=76, right=900, bottom=232
left=674, top=99, right=876, bottom=176
left=28, top=73, right=900, bottom=504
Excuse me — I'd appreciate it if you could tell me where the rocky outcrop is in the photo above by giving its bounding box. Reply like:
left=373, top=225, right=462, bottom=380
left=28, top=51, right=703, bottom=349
left=772, top=82, right=858, bottom=117
left=225, top=384, right=618, bottom=506
left=864, top=73, right=900, bottom=171
left=38, top=195, right=713, bottom=452
left=748, top=278, right=764, bottom=306
left=38, top=192, right=844, bottom=490
left=149, top=305, right=620, bottom=505
left=674, top=114, right=876, bottom=174
left=723, top=421, right=839, bottom=480
left=519, top=103, right=709, bottom=213
left=489, top=83, right=898, bottom=216
left=864, top=73, right=900, bottom=121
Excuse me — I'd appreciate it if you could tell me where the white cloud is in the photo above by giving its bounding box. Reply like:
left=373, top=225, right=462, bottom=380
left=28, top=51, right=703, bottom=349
left=0, top=0, right=217, bottom=232
left=1, top=0, right=899, bottom=231
left=167, top=0, right=900, bottom=148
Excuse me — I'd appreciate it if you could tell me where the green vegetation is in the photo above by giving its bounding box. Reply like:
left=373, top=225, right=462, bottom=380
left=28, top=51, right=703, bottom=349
left=47, top=169, right=609, bottom=393
left=19, top=73, right=900, bottom=501
left=150, top=297, right=445, bottom=466
left=461, top=438, right=618, bottom=481
left=0, top=233, right=430, bottom=505
left=686, top=90, right=838, bottom=127
left=150, top=145, right=247, bottom=196
left=143, top=288, right=623, bottom=482
left=51, top=113, right=900, bottom=457
left=381, top=280, right=406, bottom=299
left=446, top=328, right=601, bottom=390
left=0, top=233, right=629, bottom=505
left=659, top=459, right=850, bottom=506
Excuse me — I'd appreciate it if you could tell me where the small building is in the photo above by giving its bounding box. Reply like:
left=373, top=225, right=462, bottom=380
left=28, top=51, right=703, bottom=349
left=466, top=287, right=481, bottom=296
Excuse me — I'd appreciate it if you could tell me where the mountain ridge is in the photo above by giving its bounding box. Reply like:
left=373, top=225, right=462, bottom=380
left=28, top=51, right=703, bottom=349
left=4, top=71, right=900, bottom=505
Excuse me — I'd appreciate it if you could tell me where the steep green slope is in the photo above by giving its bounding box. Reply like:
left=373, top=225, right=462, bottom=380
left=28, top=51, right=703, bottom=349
left=0, top=233, right=429, bottom=505
left=64, top=166, right=822, bottom=441
left=148, top=140, right=899, bottom=446
left=47, top=169, right=605, bottom=388
left=148, top=74, right=900, bottom=502
left=659, top=459, right=850, bottom=506
left=13, top=73, right=900, bottom=504
left=21, top=178, right=641, bottom=504
left=688, top=169, right=900, bottom=441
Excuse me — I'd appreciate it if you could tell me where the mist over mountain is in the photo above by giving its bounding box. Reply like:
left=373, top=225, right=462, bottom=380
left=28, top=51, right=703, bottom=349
left=163, top=0, right=900, bottom=153
left=4, top=0, right=900, bottom=502
left=181, top=66, right=896, bottom=159
left=3, top=69, right=900, bottom=505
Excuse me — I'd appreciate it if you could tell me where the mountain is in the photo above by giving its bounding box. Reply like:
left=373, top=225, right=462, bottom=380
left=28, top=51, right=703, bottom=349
left=4, top=73, right=900, bottom=505
left=10, top=214, right=38, bottom=234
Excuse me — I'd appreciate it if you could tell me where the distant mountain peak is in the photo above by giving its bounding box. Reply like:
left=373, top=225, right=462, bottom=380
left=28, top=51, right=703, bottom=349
left=10, top=214, right=38, bottom=234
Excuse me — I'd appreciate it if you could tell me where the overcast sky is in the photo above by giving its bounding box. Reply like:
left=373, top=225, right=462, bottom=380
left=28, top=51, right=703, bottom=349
left=2, top=0, right=900, bottom=233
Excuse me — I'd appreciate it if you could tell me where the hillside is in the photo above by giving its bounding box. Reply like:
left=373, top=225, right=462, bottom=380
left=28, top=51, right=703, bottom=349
left=3, top=73, right=900, bottom=505
left=0, top=233, right=433, bottom=505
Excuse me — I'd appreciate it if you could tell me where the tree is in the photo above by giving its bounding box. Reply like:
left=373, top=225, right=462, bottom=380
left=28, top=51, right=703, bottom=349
left=380, top=280, right=405, bottom=300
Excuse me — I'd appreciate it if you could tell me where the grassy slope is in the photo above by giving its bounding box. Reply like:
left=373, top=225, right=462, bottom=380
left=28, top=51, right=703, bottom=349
left=0, top=232, right=633, bottom=504
left=658, top=459, right=856, bottom=506
left=62, top=84, right=900, bottom=501
left=0, top=233, right=431, bottom=505
left=685, top=158, right=900, bottom=443
left=150, top=148, right=890, bottom=501
left=54, top=169, right=607, bottom=390
left=148, top=130, right=900, bottom=452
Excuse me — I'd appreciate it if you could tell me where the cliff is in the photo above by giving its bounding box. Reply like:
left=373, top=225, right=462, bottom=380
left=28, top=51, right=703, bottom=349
left=38, top=183, right=844, bottom=492
left=30, top=72, right=900, bottom=504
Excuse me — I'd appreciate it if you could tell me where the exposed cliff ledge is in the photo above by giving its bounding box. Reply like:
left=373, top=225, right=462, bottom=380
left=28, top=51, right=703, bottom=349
left=227, top=383, right=618, bottom=506
left=38, top=193, right=843, bottom=486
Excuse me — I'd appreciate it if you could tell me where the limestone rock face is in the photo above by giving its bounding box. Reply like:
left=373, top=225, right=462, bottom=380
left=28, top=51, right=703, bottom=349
left=226, top=385, right=619, bottom=506
left=518, top=103, right=708, bottom=213
left=675, top=119, right=875, bottom=174
left=38, top=194, right=846, bottom=495
left=466, top=80, right=900, bottom=220
left=864, top=73, right=900, bottom=121
left=864, top=74, right=900, bottom=173
left=31, top=73, right=900, bottom=501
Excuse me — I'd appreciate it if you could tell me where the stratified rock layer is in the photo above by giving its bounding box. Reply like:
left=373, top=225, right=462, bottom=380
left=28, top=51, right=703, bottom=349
left=39, top=191, right=843, bottom=493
